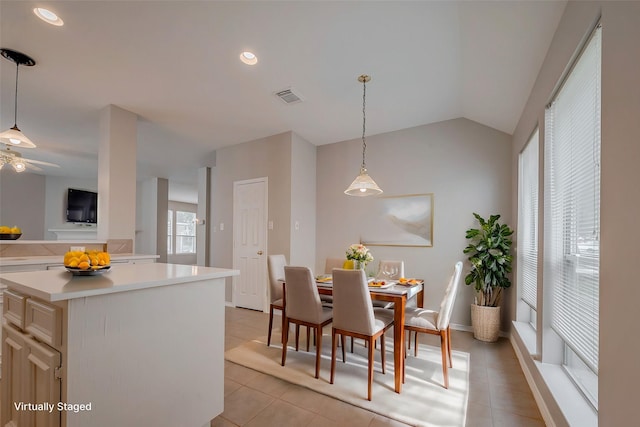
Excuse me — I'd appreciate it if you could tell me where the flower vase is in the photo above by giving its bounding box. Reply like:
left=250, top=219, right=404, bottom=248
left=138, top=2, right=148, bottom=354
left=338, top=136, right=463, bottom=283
left=354, top=260, right=365, bottom=270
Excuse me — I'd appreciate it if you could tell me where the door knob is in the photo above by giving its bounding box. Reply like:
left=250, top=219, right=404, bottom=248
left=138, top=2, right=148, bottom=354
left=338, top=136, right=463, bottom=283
left=257, top=250, right=263, bottom=255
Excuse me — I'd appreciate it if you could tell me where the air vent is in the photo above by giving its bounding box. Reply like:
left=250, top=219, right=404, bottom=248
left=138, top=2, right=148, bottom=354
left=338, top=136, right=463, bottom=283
left=274, top=87, right=303, bottom=104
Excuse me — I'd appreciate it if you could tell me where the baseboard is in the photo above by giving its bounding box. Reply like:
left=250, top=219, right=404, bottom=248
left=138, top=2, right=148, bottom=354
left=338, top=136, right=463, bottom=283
left=450, top=323, right=473, bottom=333
left=450, top=322, right=509, bottom=337
left=225, top=301, right=235, bottom=308
left=510, top=329, right=555, bottom=427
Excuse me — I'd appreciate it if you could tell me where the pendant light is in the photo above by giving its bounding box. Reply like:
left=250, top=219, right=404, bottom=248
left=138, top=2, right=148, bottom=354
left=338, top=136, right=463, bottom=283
left=0, top=49, right=37, bottom=149
left=344, top=74, right=383, bottom=197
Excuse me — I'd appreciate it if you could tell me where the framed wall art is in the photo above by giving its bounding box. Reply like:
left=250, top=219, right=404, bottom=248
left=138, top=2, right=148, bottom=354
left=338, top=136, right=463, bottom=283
left=360, top=193, right=434, bottom=247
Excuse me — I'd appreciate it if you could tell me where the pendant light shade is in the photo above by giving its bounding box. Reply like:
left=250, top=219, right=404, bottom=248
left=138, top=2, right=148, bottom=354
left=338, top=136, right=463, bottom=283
left=0, top=125, right=35, bottom=148
left=0, top=49, right=37, bottom=149
left=344, top=167, right=382, bottom=196
left=344, top=74, right=382, bottom=197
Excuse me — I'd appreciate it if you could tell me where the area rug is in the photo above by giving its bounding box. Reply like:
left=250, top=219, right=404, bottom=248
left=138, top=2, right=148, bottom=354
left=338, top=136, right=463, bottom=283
left=224, top=331, right=469, bottom=427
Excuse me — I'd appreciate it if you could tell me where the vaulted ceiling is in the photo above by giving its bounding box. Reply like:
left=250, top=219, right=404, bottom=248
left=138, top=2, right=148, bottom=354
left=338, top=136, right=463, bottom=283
left=1, top=1, right=566, bottom=187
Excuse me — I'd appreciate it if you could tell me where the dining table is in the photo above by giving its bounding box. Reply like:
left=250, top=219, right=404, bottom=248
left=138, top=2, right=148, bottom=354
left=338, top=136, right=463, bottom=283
left=314, top=277, right=424, bottom=394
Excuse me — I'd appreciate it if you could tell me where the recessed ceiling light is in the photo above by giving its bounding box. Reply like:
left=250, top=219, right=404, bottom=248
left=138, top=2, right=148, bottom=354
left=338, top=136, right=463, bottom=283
left=240, top=51, right=258, bottom=65
left=33, top=8, right=64, bottom=26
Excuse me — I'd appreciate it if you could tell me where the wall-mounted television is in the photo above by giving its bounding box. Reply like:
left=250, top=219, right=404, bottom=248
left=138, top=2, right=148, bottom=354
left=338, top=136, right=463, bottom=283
left=66, top=188, right=98, bottom=224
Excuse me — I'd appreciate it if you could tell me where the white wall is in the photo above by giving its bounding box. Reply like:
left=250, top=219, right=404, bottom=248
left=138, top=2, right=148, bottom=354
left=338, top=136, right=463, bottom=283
left=316, top=118, right=512, bottom=328
left=510, top=2, right=640, bottom=425
left=44, top=176, right=98, bottom=240
left=0, top=170, right=46, bottom=239
left=136, top=177, right=168, bottom=261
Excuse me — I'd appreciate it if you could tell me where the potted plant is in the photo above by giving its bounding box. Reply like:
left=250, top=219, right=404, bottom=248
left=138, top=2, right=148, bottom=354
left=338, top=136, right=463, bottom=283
left=463, top=213, right=513, bottom=342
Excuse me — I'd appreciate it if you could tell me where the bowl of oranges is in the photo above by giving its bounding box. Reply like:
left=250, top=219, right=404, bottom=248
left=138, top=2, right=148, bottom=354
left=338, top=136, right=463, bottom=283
left=64, top=250, right=111, bottom=276
left=0, top=225, right=22, bottom=240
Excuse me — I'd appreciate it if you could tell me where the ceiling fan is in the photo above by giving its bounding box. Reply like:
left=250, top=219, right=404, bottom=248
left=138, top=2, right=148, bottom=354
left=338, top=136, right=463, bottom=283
left=0, top=144, right=60, bottom=173
left=0, top=48, right=60, bottom=173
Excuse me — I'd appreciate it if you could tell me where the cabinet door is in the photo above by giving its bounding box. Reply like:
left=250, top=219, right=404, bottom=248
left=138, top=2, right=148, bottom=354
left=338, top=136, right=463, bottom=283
left=2, top=324, right=26, bottom=427
left=23, top=335, right=61, bottom=427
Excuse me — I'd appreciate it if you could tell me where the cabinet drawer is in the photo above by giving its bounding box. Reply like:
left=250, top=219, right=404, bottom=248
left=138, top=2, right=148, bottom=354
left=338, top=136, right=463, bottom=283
left=3, top=289, right=27, bottom=329
left=24, top=299, right=62, bottom=347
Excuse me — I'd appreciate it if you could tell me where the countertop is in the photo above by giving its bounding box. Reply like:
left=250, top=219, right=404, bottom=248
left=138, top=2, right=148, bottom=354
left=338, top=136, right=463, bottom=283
left=0, top=253, right=159, bottom=266
left=0, top=262, right=239, bottom=302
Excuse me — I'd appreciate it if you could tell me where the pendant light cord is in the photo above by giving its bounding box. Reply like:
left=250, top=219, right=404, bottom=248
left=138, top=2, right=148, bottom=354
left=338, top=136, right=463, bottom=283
left=361, top=79, right=367, bottom=170
left=13, top=62, right=19, bottom=126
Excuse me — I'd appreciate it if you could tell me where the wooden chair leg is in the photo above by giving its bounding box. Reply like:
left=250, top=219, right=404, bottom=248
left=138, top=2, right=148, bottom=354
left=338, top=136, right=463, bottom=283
left=380, top=332, right=386, bottom=375
left=330, top=329, right=337, bottom=384
left=281, top=308, right=286, bottom=344
left=402, top=352, right=406, bottom=384
left=367, top=337, right=374, bottom=401
left=414, top=331, right=419, bottom=357
left=407, top=330, right=412, bottom=350
left=295, top=324, right=300, bottom=351
left=447, top=326, right=453, bottom=368
left=267, top=305, right=274, bottom=347
left=315, top=326, right=323, bottom=379
left=341, top=334, right=346, bottom=363
left=281, top=317, right=289, bottom=366
left=350, top=336, right=354, bottom=353
left=441, top=330, right=449, bottom=389
left=306, top=326, right=311, bottom=352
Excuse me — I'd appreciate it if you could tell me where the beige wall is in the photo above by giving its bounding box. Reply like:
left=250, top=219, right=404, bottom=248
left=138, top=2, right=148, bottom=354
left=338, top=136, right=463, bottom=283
left=212, top=132, right=293, bottom=301
left=510, top=2, right=640, bottom=425
left=316, top=118, right=512, bottom=328
left=290, top=133, right=317, bottom=268
left=600, top=3, right=640, bottom=424
left=0, top=170, right=46, bottom=239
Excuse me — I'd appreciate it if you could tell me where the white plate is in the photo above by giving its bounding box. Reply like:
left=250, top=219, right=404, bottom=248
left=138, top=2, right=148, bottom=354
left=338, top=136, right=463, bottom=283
left=369, top=281, right=395, bottom=289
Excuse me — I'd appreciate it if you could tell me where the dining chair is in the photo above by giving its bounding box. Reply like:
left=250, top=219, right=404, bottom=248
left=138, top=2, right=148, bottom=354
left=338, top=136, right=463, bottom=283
left=325, top=257, right=345, bottom=273
left=267, top=254, right=288, bottom=347
left=281, top=266, right=333, bottom=379
left=319, top=257, right=344, bottom=307
left=330, top=268, right=394, bottom=401
left=403, top=261, right=463, bottom=388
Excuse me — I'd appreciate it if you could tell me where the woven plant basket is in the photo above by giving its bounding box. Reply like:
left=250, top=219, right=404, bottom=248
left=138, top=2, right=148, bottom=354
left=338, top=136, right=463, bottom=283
left=470, top=304, right=500, bottom=342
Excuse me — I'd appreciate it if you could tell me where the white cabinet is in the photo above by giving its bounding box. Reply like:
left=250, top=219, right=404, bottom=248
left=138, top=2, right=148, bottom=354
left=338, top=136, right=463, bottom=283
left=2, top=292, right=62, bottom=427
left=0, top=263, right=234, bottom=427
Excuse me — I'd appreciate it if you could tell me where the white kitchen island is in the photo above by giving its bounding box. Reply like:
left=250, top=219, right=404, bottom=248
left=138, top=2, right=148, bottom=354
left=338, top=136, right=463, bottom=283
left=0, top=263, right=238, bottom=427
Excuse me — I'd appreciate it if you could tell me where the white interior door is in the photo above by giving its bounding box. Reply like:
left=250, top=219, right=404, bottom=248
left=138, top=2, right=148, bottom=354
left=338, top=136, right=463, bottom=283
left=232, top=178, right=268, bottom=311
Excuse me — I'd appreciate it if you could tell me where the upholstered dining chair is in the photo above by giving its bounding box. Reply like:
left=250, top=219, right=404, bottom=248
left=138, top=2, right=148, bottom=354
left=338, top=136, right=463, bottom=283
left=281, top=266, right=333, bottom=379
left=330, top=268, right=394, bottom=401
left=320, top=257, right=344, bottom=307
left=267, top=254, right=288, bottom=347
left=403, top=261, right=463, bottom=388
left=325, top=257, right=345, bottom=274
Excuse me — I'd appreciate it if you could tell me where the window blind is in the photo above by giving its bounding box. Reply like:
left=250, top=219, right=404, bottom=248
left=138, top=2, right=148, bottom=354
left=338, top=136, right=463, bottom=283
left=544, top=26, right=601, bottom=373
left=518, top=130, right=539, bottom=310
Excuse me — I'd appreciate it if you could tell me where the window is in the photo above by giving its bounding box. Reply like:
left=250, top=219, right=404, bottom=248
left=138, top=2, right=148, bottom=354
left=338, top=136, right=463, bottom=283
left=517, top=129, right=539, bottom=326
left=175, top=211, right=196, bottom=254
left=544, top=25, right=600, bottom=407
left=167, top=209, right=196, bottom=255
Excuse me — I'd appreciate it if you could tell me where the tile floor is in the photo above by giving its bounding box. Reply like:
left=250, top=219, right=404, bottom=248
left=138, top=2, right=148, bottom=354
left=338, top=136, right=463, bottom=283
left=214, top=307, right=544, bottom=427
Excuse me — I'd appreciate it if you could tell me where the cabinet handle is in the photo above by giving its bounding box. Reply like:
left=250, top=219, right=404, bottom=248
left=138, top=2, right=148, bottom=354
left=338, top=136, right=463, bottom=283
left=257, top=251, right=263, bottom=255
